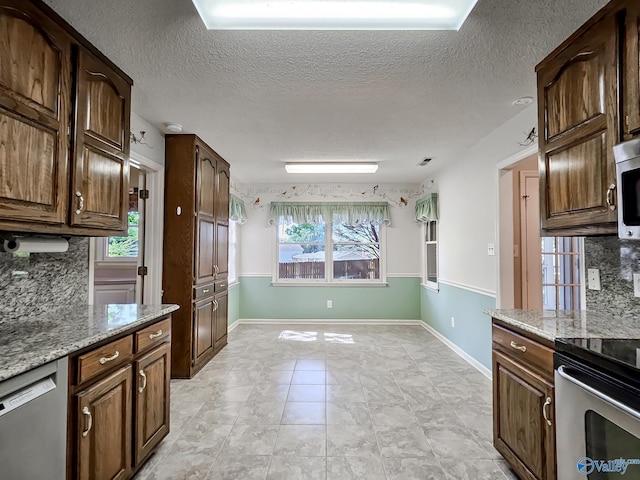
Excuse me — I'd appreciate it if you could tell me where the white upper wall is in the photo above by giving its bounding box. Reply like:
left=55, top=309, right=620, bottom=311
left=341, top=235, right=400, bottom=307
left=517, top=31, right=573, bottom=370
left=233, top=183, right=424, bottom=277
left=130, top=111, right=165, bottom=167
left=431, top=104, right=538, bottom=294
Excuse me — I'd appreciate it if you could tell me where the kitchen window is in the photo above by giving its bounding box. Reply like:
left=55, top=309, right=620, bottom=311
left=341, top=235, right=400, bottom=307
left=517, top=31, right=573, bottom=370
left=424, top=220, right=438, bottom=290
left=275, top=221, right=384, bottom=283
left=268, top=201, right=390, bottom=285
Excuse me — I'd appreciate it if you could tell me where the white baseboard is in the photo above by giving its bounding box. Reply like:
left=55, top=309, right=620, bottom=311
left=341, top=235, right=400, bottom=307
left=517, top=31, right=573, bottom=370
left=419, top=323, right=492, bottom=379
left=228, top=320, right=241, bottom=332
left=233, top=318, right=424, bottom=326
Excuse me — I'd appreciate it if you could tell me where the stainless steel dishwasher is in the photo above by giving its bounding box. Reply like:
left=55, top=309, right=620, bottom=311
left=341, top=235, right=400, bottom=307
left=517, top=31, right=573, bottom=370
left=0, top=357, right=68, bottom=480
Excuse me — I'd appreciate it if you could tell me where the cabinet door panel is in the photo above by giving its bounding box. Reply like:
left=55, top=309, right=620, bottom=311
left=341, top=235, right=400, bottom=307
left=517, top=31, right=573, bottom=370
left=625, top=3, right=640, bottom=137
left=194, top=298, right=214, bottom=365
left=216, top=222, right=228, bottom=278
left=134, top=343, right=170, bottom=465
left=215, top=165, right=230, bottom=222
left=71, top=48, right=129, bottom=232
left=0, top=2, right=70, bottom=225
left=197, top=151, right=216, bottom=218
left=214, top=292, right=228, bottom=346
left=76, top=365, right=132, bottom=480
left=196, top=218, right=215, bottom=284
left=493, top=350, right=554, bottom=480
left=538, top=13, right=618, bottom=234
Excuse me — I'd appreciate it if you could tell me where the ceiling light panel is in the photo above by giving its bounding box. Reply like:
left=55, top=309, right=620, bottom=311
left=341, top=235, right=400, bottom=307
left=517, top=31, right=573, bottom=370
left=191, top=0, right=478, bottom=30
left=285, top=163, right=379, bottom=174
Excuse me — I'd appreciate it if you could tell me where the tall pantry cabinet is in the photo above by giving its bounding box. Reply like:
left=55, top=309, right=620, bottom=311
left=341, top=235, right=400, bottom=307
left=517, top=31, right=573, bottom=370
left=163, top=135, right=230, bottom=379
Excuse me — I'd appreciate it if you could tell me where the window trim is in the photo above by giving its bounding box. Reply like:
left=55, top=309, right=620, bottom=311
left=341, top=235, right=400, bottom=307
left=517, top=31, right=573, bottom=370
left=422, top=221, right=439, bottom=291
left=272, top=222, right=387, bottom=285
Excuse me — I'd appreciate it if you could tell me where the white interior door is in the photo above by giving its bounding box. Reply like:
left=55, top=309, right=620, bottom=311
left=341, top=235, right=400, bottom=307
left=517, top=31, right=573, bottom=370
left=520, top=171, right=542, bottom=309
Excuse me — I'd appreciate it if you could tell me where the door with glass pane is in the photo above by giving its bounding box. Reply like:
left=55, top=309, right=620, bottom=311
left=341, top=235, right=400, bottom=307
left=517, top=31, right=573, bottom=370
left=541, top=237, right=582, bottom=310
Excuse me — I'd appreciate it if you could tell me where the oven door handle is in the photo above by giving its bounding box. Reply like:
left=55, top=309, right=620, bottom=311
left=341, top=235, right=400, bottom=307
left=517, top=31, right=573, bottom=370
left=557, top=365, right=640, bottom=421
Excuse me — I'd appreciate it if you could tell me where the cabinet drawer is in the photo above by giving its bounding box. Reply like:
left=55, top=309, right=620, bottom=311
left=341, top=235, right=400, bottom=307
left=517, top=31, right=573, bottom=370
left=194, top=284, right=215, bottom=300
left=215, top=279, right=227, bottom=293
left=77, top=335, right=133, bottom=384
left=492, top=324, right=553, bottom=375
left=135, top=318, right=171, bottom=353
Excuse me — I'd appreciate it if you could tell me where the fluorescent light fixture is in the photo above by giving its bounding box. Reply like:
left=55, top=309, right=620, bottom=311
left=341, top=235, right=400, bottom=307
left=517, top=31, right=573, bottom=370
left=285, top=162, right=379, bottom=174
left=191, top=0, right=478, bottom=30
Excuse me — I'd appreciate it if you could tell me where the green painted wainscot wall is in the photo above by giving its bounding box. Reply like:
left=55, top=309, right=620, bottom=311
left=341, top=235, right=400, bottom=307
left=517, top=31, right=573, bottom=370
left=420, top=283, right=496, bottom=370
left=228, top=283, right=241, bottom=327
left=238, top=276, right=421, bottom=320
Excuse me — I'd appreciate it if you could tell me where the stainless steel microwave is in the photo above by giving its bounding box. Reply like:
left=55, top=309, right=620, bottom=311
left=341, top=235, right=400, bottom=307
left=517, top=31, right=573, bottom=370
left=614, top=139, right=640, bottom=240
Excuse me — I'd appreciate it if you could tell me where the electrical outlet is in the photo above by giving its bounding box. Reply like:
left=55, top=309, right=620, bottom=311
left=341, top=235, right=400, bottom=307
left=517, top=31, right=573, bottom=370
left=587, top=269, right=601, bottom=291
left=327, top=300, right=333, bottom=309
left=487, top=243, right=495, bottom=256
left=451, top=317, right=455, bottom=328
left=634, top=274, right=640, bottom=298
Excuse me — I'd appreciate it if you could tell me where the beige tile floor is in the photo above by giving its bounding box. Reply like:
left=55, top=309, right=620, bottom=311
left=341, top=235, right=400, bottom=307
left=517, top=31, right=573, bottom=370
left=134, top=324, right=519, bottom=480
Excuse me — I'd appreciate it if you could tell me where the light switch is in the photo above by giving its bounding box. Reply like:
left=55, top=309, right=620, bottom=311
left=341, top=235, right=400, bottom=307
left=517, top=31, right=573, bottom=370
left=488, top=243, right=495, bottom=256
left=587, top=269, right=601, bottom=291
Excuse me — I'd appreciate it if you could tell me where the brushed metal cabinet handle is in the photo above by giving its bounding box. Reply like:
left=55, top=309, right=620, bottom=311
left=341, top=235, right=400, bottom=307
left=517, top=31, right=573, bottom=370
left=202, top=289, right=210, bottom=294
left=99, top=351, right=120, bottom=365
left=606, top=183, right=616, bottom=211
left=149, top=330, right=163, bottom=339
left=213, top=299, right=219, bottom=312
left=542, top=397, right=553, bottom=426
left=75, top=191, right=84, bottom=215
left=138, top=369, right=147, bottom=394
left=82, top=406, right=92, bottom=437
left=510, top=341, right=527, bottom=353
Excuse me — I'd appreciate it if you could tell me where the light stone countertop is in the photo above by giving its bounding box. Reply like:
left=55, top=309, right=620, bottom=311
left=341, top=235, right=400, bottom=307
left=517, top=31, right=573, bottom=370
left=485, top=309, right=640, bottom=342
left=0, top=304, right=179, bottom=382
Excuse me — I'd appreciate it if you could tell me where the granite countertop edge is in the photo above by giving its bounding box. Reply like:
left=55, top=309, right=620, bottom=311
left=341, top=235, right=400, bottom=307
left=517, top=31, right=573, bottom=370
left=485, top=309, right=556, bottom=342
left=0, top=304, right=179, bottom=383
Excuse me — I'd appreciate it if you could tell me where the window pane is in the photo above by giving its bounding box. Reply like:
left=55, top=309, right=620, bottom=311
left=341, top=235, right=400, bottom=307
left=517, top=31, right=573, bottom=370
left=279, top=245, right=325, bottom=279
left=279, top=223, right=325, bottom=243
left=108, top=211, right=140, bottom=258
left=332, top=222, right=380, bottom=243
left=542, top=285, right=557, bottom=309
left=426, top=244, right=437, bottom=283
left=332, top=244, right=380, bottom=280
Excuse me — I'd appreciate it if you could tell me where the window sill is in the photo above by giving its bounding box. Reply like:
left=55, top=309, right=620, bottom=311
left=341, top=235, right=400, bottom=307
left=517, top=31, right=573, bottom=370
left=421, top=282, right=439, bottom=292
left=271, top=281, right=389, bottom=287
left=95, top=260, right=138, bottom=269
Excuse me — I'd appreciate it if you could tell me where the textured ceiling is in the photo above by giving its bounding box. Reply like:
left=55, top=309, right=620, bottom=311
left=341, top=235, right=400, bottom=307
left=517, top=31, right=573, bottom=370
left=44, top=0, right=609, bottom=183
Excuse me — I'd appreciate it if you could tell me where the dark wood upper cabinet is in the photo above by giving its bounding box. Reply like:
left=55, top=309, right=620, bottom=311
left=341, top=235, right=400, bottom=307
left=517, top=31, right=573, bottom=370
left=0, top=0, right=71, bottom=226
left=537, top=11, right=620, bottom=235
left=0, top=0, right=132, bottom=236
left=71, top=48, right=130, bottom=232
left=624, top=2, right=640, bottom=138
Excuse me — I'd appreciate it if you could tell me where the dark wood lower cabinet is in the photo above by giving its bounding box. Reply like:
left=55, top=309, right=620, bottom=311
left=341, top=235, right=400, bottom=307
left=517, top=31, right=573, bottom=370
left=492, top=320, right=556, bottom=480
left=134, top=343, right=171, bottom=465
left=194, top=297, right=215, bottom=368
left=76, top=366, right=132, bottom=480
left=69, top=317, right=171, bottom=480
left=214, top=291, right=228, bottom=348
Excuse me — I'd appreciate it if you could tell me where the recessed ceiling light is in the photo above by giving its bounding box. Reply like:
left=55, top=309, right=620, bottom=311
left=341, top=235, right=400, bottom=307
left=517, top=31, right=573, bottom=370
left=285, top=162, right=379, bottom=174
left=191, top=0, right=478, bottom=30
left=512, top=96, right=534, bottom=106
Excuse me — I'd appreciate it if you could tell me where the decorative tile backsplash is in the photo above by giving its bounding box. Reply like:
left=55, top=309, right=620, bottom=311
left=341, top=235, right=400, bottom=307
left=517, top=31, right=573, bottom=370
left=0, top=237, right=89, bottom=317
left=584, top=236, right=640, bottom=316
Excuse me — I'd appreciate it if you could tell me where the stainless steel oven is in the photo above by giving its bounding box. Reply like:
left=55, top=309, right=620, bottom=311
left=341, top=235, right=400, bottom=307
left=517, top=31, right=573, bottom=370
left=555, top=344, right=640, bottom=479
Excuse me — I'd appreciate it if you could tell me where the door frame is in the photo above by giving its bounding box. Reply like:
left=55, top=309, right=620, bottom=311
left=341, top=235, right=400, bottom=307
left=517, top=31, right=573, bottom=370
left=496, top=145, right=538, bottom=309
left=89, top=150, right=164, bottom=305
left=519, top=170, right=542, bottom=309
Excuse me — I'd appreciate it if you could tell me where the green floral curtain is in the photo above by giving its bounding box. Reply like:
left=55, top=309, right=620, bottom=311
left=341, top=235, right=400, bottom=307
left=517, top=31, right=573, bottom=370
left=229, top=195, right=247, bottom=224
left=415, top=193, right=438, bottom=222
left=268, top=202, right=391, bottom=226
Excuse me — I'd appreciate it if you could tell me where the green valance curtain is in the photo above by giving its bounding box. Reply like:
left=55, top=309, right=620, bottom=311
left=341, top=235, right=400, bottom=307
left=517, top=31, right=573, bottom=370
left=268, top=202, right=391, bottom=226
left=415, top=193, right=438, bottom=222
left=229, top=195, right=247, bottom=224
